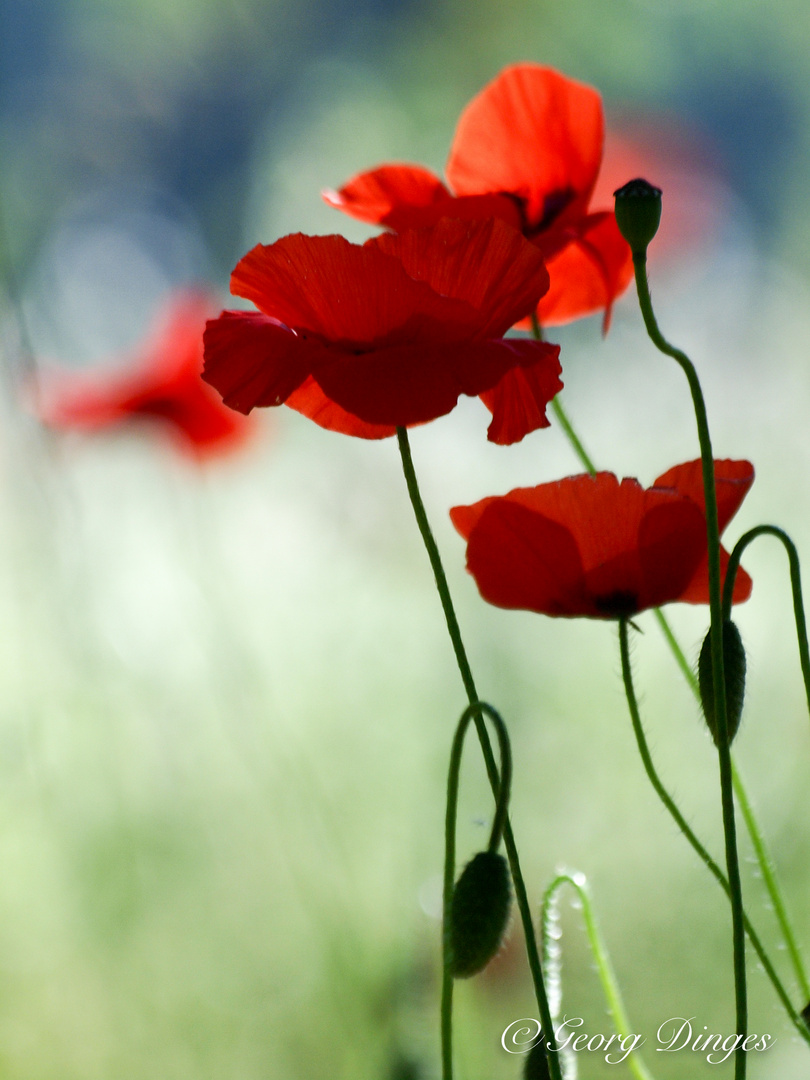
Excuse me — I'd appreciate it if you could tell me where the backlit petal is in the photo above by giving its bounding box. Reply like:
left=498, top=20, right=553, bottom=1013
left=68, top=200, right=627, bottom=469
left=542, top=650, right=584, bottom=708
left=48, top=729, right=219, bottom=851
left=371, top=217, right=550, bottom=337
left=447, top=64, right=604, bottom=231
left=478, top=342, right=562, bottom=445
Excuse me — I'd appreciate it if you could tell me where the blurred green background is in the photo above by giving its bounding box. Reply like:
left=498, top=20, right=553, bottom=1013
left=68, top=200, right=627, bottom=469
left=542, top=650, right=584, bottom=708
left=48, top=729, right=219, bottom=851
left=2, top=0, right=810, bottom=1077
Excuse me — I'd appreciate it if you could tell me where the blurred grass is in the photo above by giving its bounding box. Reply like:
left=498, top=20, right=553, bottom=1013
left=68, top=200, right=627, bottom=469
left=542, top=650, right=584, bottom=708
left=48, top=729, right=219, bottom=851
left=3, top=0, right=810, bottom=1076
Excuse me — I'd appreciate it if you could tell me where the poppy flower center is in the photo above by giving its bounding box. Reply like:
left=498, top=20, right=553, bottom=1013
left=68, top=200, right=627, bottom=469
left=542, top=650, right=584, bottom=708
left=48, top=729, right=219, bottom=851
left=593, top=589, right=640, bottom=618
left=536, top=187, right=577, bottom=231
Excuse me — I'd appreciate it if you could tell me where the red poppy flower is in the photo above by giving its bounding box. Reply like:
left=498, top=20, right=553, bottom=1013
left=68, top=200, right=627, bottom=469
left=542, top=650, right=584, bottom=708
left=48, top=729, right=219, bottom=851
left=37, top=291, right=254, bottom=459
left=450, top=459, right=754, bottom=619
left=323, top=64, right=633, bottom=330
left=202, top=217, right=563, bottom=445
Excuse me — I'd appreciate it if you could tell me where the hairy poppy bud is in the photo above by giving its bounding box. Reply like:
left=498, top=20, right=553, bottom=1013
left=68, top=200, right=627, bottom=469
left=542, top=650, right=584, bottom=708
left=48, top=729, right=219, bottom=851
left=698, top=621, right=746, bottom=746
left=523, top=1038, right=552, bottom=1080
left=447, top=850, right=511, bottom=978
left=613, top=178, right=662, bottom=255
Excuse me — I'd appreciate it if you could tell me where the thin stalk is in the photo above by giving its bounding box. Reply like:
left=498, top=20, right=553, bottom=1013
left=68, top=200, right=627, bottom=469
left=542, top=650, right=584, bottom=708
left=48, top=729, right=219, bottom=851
left=535, top=303, right=806, bottom=1036
left=632, top=251, right=747, bottom=1077
left=542, top=872, right=656, bottom=1080
left=724, top=526, right=810, bottom=721
left=530, top=312, right=596, bottom=477
left=618, top=618, right=810, bottom=1045
left=395, top=426, right=562, bottom=1080
left=442, top=702, right=513, bottom=1080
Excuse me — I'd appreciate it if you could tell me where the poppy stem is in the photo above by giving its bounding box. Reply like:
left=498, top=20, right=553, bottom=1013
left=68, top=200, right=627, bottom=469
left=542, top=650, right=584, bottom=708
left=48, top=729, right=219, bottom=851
left=617, top=618, right=810, bottom=1045
left=631, top=251, right=747, bottom=1078
left=530, top=313, right=597, bottom=476
left=442, top=703, right=513, bottom=1080
left=542, top=872, right=656, bottom=1080
left=395, top=426, right=562, bottom=1080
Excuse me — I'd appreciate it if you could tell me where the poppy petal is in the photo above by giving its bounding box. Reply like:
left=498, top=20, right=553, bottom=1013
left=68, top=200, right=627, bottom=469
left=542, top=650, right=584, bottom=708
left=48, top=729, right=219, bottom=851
left=478, top=342, right=562, bottom=445
left=202, top=310, right=315, bottom=413
left=459, top=499, right=589, bottom=616
left=310, top=337, right=554, bottom=428
left=231, top=233, right=480, bottom=345
left=285, top=376, right=396, bottom=439
left=533, top=212, right=633, bottom=330
left=679, top=549, right=753, bottom=606
left=653, top=459, right=755, bottom=534
left=446, top=64, right=604, bottom=231
left=323, top=164, right=452, bottom=226
left=371, top=217, right=550, bottom=337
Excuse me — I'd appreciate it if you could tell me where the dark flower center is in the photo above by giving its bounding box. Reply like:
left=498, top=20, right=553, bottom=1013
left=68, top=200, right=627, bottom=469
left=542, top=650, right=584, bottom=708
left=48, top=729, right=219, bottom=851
left=594, top=590, right=639, bottom=618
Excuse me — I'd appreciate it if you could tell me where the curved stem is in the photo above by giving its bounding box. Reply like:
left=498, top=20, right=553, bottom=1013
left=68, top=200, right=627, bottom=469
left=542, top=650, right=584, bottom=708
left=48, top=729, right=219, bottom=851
left=442, top=701, right=512, bottom=1080
left=535, top=304, right=806, bottom=1037
left=542, top=872, right=656, bottom=1080
left=632, top=252, right=747, bottom=1076
left=618, top=618, right=810, bottom=1045
left=724, top=525, right=810, bottom=722
left=395, top=426, right=561, bottom=1080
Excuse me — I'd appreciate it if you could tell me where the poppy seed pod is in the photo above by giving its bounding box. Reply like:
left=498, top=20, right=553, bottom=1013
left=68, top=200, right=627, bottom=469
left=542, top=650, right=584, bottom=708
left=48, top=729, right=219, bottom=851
left=613, top=178, right=662, bottom=255
left=523, top=1038, right=552, bottom=1080
left=698, top=620, right=747, bottom=747
left=447, top=850, right=511, bottom=978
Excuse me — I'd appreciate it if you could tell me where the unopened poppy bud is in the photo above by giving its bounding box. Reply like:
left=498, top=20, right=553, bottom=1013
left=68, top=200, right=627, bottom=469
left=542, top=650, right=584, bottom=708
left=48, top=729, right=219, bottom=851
left=523, top=1038, right=552, bottom=1080
left=447, top=850, right=511, bottom=978
left=698, top=620, right=746, bottom=746
left=613, top=178, right=662, bottom=255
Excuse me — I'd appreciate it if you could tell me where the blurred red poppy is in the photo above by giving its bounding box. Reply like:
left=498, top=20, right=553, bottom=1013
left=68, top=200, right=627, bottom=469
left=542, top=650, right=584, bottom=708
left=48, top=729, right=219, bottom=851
left=37, top=291, right=254, bottom=459
left=324, top=64, right=633, bottom=331
left=203, top=217, right=563, bottom=445
left=450, top=459, right=754, bottom=619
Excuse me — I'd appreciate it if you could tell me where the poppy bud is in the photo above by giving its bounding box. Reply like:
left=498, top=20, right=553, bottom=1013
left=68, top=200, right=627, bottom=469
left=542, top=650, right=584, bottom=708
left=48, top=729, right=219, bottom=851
left=801, top=1000, right=810, bottom=1028
left=522, top=1038, right=552, bottom=1080
left=447, top=850, right=511, bottom=978
left=613, top=178, right=663, bottom=255
left=698, top=621, right=746, bottom=747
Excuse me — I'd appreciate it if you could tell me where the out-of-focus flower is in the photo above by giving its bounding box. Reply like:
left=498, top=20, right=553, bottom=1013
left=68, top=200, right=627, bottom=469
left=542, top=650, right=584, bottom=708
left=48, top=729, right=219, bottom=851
left=450, top=459, right=754, bottom=619
left=324, top=64, right=633, bottom=331
left=36, top=291, right=255, bottom=459
left=203, top=217, right=563, bottom=445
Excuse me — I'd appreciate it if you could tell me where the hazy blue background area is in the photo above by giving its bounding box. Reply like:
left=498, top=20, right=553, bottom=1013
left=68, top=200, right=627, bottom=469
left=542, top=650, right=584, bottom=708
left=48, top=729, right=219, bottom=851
left=2, top=1, right=810, bottom=1077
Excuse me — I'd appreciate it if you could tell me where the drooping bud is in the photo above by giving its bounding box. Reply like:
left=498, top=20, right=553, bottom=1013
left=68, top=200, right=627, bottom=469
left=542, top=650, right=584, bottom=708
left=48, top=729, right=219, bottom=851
left=522, top=1037, right=552, bottom=1080
left=613, top=178, right=663, bottom=256
left=447, top=850, right=511, bottom=978
left=698, top=620, right=747, bottom=747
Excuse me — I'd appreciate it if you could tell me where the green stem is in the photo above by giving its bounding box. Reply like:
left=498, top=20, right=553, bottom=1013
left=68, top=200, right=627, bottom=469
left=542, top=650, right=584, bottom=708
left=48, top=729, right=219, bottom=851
left=395, top=427, right=562, bottom=1080
left=530, top=312, right=597, bottom=477
left=536, top=302, right=807, bottom=1038
left=723, top=526, right=810, bottom=721
left=657, top=612, right=810, bottom=1000
left=542, top=872, right=656, bottom=1080
left=632, top=251, right=747, bottom=1077
left=442, top=702, right=513, bottom=1080
left=618, top=618, right=810, bottom=1045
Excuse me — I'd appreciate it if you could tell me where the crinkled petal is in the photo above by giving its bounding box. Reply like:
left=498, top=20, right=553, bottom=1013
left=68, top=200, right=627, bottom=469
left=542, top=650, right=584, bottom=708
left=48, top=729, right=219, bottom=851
left=447, top=64, right=604, bottom=231
left=231, top=233, right=478, bottom=345
left=478, top=342, right=562, bottom=445
left=202, top=310, right=317, bottom=413
left=371, top=217, right=550, bottom=337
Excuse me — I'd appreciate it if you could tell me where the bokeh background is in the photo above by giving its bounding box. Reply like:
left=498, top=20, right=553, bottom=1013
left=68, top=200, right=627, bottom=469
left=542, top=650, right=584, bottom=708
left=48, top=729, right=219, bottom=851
left=2, top=0, right=810, bottom=1077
